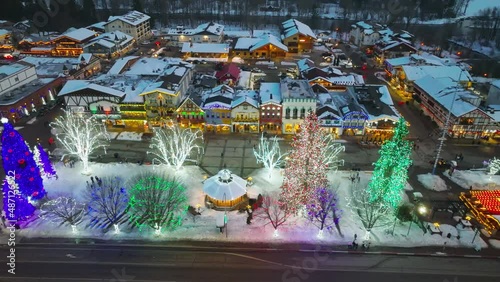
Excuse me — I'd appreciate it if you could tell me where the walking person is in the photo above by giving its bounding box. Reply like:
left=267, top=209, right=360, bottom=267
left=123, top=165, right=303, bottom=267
left=48, top=137, right=55, bottom=147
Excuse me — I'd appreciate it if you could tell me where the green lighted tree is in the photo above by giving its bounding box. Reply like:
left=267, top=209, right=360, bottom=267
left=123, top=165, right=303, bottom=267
left=367, top=118, right=413, bottom=210
left=128, top=173, right=188, bottom=233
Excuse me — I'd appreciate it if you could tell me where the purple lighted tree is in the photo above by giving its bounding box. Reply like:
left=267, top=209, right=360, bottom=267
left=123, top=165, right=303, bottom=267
left=1, top=118, right=46, bottom=200
left=2, top=172, right=35, bottom=221
left=307, top=187, right=343, bottom=237
left=33, top=143, right=57, bottom=179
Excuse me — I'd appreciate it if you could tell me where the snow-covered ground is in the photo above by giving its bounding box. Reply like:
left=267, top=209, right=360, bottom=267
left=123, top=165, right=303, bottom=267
left=14, top=163, right=487, bottom=249
left=238, top=71, right=251, bottom=89
left=255, top=61, right=274, bottom=65
left=444, top=169, right=500, bottom=190
left=417, top=173, right=449, bottom=192
left=116, top=132, right=143, bottom=141
left=106, top=131, right=120, bottom=140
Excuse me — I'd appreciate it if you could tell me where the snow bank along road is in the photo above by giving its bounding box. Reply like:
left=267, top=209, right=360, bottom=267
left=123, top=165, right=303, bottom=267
left=0, top=243, right=499, bottom=282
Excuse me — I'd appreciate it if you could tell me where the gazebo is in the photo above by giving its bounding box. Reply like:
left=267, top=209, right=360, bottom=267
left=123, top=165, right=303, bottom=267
left=203, top=169, right=249, bottom=210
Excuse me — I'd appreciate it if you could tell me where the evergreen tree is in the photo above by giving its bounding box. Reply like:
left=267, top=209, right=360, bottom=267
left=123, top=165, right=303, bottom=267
left=1, top=119, right=46, bottom=201
left=33, top=143, right=57, bottom=179
left=3, top=173, right=36, bottom=221
left=367, top=118, right=412, bottom=210
left=133, top=0, right=144, bottom=12
left=280, top=112, right=329, bottom=214
left=82, top=0, right=98, bottom=25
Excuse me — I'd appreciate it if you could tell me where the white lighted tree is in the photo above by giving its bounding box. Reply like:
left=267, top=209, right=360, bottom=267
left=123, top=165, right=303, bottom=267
left=322, top=134, right=345, bottom=170
left=253, top=134, right=288, bottom=177
left=346, top=182, right=392, bottom=240
left=40, top=197, right=85, bottom=232
left=51, top=110, right=109, bottom=174
left=488, top=157, right=500, bottom=175
left=148, top=124, right=204, bottom=170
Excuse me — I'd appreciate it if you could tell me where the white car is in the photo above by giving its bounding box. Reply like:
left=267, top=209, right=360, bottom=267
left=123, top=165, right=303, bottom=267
left=268, top=65, right=278, bottom=69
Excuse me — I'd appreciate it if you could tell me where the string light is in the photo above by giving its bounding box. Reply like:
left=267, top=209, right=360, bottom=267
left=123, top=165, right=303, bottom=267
left=253, top=134, right=288, bottom=178
left=1, top=119, right=46, bottom=202
left=51, top=109, right=109, bottom=174
left=280, top=112, right=330, bottom=214
left=367, top=118, right=412, bottom=210
left=148, top=124, right=204, bottom=170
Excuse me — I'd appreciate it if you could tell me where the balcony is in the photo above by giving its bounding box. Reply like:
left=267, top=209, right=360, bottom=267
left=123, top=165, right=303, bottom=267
left=232, top=117, right=259, bottom=122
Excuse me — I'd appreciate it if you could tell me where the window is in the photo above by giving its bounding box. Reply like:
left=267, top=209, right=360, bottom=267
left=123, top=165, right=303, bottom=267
left=285, top=108, right=290, bottom=119
left=300, top=108, right=305, bottom=119
left=292, top=108, right=298, bottom=119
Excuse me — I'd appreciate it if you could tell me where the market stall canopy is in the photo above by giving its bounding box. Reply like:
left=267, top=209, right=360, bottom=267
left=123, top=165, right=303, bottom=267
left=203, top=169, right=247, bottom=200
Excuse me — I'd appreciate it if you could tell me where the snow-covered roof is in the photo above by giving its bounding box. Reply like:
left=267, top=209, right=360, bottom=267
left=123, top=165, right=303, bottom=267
left=280, top=78, right=315, bottom=99
left=56, top=28, right=96, bottom=42
left=234, top=38, right=261, bottom=50
left=231, top=95, right=259, bottom=108
left=259, top=82, right=281, bottom=105
left=181, top=43, right=229, bottom=54
left=203, top=169, right=247, bottom=201
left=107, top=56, right=138, bottom=75
left=281, top=19, right=316, bottom=39
left=297, top=58, right=315, bottom=72
left=78, top=53, right=93, bottom=64
left=58, top=80, right=126, bottom=98
left=402, top=65, right=473, bottom=82
left=413, top=76, right=480, bottom=117
left=106, top=10, right=150, bottom=26
left=87, top=21, right=107, bottom=30
left=0, top=29, right=9, bottom=37
left=364, top=29, right=375, bottom=35
left=193, top=22, right=224, bottom=36
left=355, top=21, right=373, bottom=30
left=249, top=34, right=288, bottom=52
left=492, top=80, right=500, bottom=89
left=86, top=30, right=134, bottom=49
left=0, top=63, right=31, bottom=77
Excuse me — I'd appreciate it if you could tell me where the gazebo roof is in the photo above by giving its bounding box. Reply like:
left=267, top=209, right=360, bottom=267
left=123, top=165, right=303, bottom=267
left=203, top=169, right=247, bottom=200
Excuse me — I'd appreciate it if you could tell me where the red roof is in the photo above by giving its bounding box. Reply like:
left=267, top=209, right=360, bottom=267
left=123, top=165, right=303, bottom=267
left=215, top=63, right=240, bottom=81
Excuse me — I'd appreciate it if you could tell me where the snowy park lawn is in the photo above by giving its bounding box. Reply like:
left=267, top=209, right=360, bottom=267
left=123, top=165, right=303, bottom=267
left=444, top=169, right=500, bottom=190
left=417, top=173, right=448, bottom=192
left=14, top=163, right=487, bottom=249
left=116, top=132, right=143, bottom=141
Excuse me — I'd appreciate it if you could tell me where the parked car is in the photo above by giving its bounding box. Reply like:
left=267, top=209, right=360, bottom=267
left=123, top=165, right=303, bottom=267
left=268, top=65, right=278, bottom=69
left=286, top=67, right=295, bottom=73
left=251, top=68, right=263, bottom=73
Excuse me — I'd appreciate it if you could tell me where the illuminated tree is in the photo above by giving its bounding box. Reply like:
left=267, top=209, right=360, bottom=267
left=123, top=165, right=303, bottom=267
left=148, top=124, right=204, bottom=170
left=347, top=182, right=392, bottom=240
left=51, top=110, right=109, bottom=174
left=128, top=173, right=188, bottom=233
left=280, top=112, right=329, bottom=214
left=253, top=134, right=288, bottom=177
left=488, top=157, right=500, bottom=175
left=40, top=197, right=85, bottom=231
left=2, top=172, right=35, bottom=221
left=33, top=143, right=57, bottom=179
left=322, top=134, right=345, bottom=170
left=367, top=118, right=412, bottom=210
left=307, top=187, right=342, bottom=237
left=1, top=118, right=46, bottom=201
left=85, top=176, right=129, bottom=232
left=254, top=193, right=290, bottom=237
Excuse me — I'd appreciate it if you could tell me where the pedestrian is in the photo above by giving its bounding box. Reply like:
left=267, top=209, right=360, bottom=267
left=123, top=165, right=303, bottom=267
left=91, top=176, right=95, bottom=183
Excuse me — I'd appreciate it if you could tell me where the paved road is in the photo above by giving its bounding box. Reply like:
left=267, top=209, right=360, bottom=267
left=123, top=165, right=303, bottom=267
left=0, top=243, right=498, bottom=282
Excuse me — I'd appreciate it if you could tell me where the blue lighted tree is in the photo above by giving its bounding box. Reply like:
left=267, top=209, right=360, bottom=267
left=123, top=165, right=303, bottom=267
left=85, top=176, right=128, bottom=233
left=307, top=187, right=343, bottom=237
left=1, top=118, right=46, bottom=201
left=2, top=173, right=35, bottom=221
